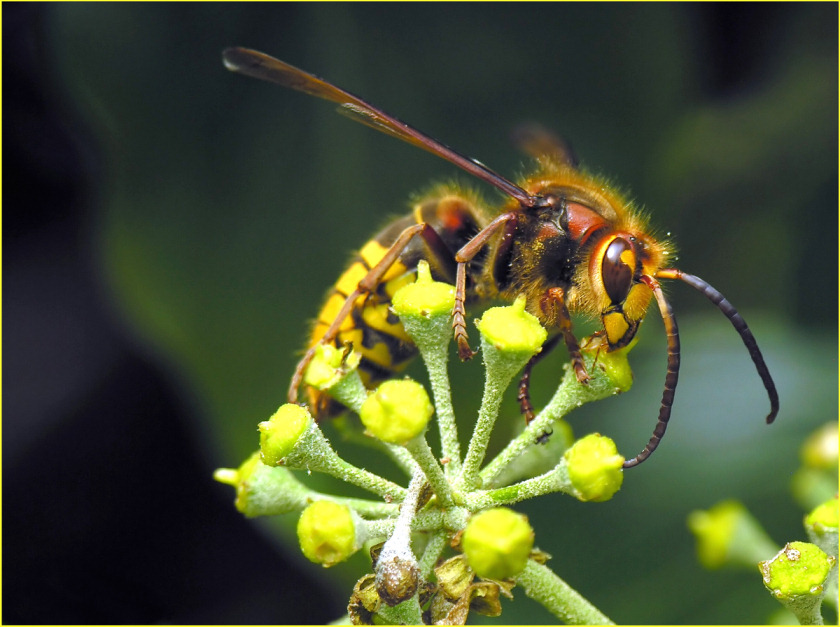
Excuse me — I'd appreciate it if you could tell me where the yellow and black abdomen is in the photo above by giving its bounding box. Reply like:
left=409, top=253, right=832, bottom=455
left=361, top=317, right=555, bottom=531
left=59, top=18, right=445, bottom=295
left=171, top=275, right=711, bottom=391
left=307, top=189, right=486, bottom=417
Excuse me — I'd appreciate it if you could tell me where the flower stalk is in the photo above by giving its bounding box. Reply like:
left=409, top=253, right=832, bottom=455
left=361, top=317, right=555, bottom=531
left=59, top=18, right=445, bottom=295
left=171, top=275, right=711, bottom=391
left=404, top=435, right=457, bottom=508
left=515, top=559, right=615, bottom=625
left=391, top=260, right=461, bottom=476
left=458, top=296, right=547, bottom=491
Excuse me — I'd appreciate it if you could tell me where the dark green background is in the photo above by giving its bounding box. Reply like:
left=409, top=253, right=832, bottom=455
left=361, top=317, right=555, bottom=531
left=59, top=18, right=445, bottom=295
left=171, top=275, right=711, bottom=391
left=4, top=3, right=837, bottom=624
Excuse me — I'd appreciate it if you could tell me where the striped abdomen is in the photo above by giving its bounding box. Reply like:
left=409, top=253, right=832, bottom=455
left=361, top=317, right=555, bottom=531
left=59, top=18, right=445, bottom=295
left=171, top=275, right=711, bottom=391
left=307, top=190, right=485, bottom=417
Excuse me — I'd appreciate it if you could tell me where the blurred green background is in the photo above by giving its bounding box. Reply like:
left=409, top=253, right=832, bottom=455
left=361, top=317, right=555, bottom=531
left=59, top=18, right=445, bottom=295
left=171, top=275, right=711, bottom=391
left=4, top=3, right=837, bottom=624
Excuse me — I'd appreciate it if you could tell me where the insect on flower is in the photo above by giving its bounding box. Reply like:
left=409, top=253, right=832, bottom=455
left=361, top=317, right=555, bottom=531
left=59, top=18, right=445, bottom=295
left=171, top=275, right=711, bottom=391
left=222, top=47, right=779, bottom=468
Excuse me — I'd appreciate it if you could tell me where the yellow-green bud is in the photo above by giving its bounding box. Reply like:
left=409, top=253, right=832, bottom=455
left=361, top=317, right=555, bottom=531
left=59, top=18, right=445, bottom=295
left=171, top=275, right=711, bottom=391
left=564, top=433, right=624, bottom=502
left=759, top=542, right=835, bottom=598
left=687, top=499, right=781, bottom=571
left=800, top=422, right=839, bottom=470
left=476, top=295, right=547, bottom=357
left=359, top=379, right=433, bottom=445
left=461, top=507, right=534, bottom=580
left=805, top=497, right=839, bottom=534
left=304, top=343, right=361, bottom=390
left=258, top=403, right=313, bottom=466
left=297, top=500, right=358, bottom=567
left=213, top=451, right=262, bottom=515
left=391, top=260, right=455, bottom=319
left=687, top=500, right=750, bottom=569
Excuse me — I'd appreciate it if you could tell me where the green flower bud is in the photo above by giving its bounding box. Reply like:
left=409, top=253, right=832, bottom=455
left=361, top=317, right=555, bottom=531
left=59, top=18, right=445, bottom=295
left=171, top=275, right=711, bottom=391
left=304, top=343, right=361, bottom=390
left=564, top=433, right=624, bottom=502
left=800, top=422, right=839, bottom=470
left=258, top=403, right=313, bottom=466
left=687, top=500, right=743, bottom=569
left=759, top=542, right=835, bottom=599
left=359, top=379, right=433, bottom=445
left=476, top=295, right=547, bottom=357
left=461, top=507, right=534, bottom=580
left=687, top=499, right=780, bottom=570
left=805, top=497, right=839, bottom=534
left=297, top=500, right=358, bottom=567
left=391, top=260, right=455, bottom=320
left=213, top=452, right=262, bottom=514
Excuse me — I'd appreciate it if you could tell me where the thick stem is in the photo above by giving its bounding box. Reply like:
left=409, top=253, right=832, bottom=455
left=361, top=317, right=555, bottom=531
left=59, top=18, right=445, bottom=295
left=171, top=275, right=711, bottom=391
left=459, top=336, right=534, bottom=490
left=515, top=559, right=615, bottom=625
left=375, top=596, right=424, bottom=625
left=418, top=334, right=461, bottom=477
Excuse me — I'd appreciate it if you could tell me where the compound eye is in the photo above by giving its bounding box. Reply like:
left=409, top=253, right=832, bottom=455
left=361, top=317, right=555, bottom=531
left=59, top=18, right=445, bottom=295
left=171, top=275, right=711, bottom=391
left=602, top=237, right=635, bottom=304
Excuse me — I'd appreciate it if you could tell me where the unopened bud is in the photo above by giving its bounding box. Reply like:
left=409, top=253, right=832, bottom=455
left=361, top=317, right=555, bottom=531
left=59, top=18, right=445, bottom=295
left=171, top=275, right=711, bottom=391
left=213, top=452, right=262, bottom=515
left=391, top=260, right=455, bottom=320
left=800, top=422, right=839, bottom=470
left=304, top=343, right=361, bottom=390
left=581, top=334, right=635, bottom=393
left=687, top=499, right=778, bottom=570
left=359, top=379, right=433, bottom=445
left=805, top=497, right=839, bottom=535
left=759, top=541, right=834, bottom=599
left=476, top=295, right=547, bottom=358
left=297, top=500, right=358, bottom=567
left=564, top=433, right=624, bottom=502
left=258, top=403, right=312, bottom=465
left=461, top=507, right=534, bottom=580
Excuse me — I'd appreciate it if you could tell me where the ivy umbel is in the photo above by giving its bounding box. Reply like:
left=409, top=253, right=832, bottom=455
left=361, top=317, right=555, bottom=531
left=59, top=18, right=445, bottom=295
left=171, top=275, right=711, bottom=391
left=215, top=261, right=636, bottom=624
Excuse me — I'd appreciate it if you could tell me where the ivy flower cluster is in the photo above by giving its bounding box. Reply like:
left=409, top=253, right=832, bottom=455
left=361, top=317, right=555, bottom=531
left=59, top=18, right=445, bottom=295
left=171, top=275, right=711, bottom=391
left=215, top=261, right=638, bottom=624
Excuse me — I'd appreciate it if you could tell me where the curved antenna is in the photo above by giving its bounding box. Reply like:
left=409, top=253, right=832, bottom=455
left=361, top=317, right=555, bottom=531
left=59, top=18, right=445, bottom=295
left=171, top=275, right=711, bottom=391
left=656, top=268, right=779, bottom=425
left=222, top=47, right=535, bottom=207
left=623, top=275, right=680, bottom=468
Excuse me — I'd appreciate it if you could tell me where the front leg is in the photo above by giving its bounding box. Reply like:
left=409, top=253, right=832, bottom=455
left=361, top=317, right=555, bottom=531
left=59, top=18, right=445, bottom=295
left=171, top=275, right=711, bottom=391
left=541, top=287, right=590, bottom=384
left=452, top=211, right=519, bottom=361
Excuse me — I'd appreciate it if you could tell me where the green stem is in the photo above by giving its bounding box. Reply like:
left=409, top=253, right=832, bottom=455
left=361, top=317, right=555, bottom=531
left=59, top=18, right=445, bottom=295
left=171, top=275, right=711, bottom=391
left=417, top=332, right=461, bottom=477
left=465, top=463, right=571, bottom=509
left=482, top=357, right=618, bottom=486
left=783, top=596, right=825, bottom=625
left=459, top=373, right=506, bottom=490
left=515, top=559, right=614, bottom=625
left=459, top=339, right=532, bottom=490
left=320, top=453, right=407, bottom=502
left=417, top=531, right=449, bottom=579
left=376, top=595, right=424, bottom=625
left=236, top=463, right=399, bottom=518
left=362, top=518, right=396, bottom=540
left=405, top=435, right=456, bottom=508
left=322, top=368, right=369, bottom=414
left=285, top=423, right=407, bottom=501
left=381, top=442, right=420, bottom=477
